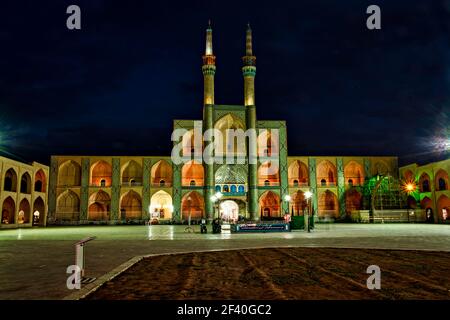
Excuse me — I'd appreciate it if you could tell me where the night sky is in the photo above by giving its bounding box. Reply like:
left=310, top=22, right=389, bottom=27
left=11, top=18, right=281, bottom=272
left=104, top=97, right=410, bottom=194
left=0, top=0, right=449, bottom=166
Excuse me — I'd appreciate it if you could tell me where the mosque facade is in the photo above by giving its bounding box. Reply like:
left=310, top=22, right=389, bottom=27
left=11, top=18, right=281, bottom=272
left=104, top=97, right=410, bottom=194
left=41, top=25, right=448, bottom=225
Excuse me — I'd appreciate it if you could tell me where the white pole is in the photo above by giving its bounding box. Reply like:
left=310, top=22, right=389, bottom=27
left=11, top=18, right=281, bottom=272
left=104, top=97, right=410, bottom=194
left=74, top=236, right=96, bottom=279
left=75, top=244, right=84, bottom=277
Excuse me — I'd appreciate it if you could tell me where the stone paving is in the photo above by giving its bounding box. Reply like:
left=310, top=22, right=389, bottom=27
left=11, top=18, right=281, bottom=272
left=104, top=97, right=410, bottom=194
left=0, top=224, right=449, bottom=300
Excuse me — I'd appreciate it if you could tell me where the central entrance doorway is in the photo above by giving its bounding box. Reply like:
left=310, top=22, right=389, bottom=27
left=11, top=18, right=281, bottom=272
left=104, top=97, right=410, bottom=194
left=220, top=200, right=239, bottom=222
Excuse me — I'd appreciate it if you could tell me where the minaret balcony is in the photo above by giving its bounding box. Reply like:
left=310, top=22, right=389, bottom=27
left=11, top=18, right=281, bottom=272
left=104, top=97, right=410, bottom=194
left=242, top=56, right=256, bottom=66
left=202, top=55, right=216, bottom=65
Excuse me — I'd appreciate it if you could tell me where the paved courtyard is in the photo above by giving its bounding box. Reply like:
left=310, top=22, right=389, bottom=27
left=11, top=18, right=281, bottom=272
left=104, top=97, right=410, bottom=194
left=86, top=248, right=450, bottom=300
left=0, top=223, right=449, bottom=299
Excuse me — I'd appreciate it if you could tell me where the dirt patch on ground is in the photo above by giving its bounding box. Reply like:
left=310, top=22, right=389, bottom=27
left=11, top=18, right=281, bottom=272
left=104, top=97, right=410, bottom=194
left=85, top=248, right=450, bottom=300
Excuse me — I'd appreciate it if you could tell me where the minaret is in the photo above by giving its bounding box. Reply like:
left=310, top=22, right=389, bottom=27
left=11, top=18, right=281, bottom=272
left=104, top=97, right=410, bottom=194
left=202, top=21, right=216, bottom=105
left=243, top=23, right=259, bottom=221
left=242, top=23, right=256, bottom=106
left=203, top=21, right=216, bottom=223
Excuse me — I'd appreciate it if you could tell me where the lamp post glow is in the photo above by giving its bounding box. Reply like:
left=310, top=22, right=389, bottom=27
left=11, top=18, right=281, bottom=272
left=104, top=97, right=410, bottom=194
left=211, top=192, right=223, bottom=220
left=402, top=182, right=417, bottom=223
left=402, top=181, right=417, bottom=194
left=304, top=191, right=313, bottom=232
left=188, top=196, right=192, bottom=226
left=184, top=196, right=193, bottom=233
left=284, top=195, right=291, bottom=216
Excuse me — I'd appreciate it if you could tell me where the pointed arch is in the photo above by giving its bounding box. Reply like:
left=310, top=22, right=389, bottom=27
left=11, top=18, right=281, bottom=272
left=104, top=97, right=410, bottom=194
left=181, top=129, right=204, bottom=157
left=20, top=172, right=32, bottom=194
left=56, top=190, right=80, bottom=221
left=58, top=160, right=81, bottom=187
left=151, top=160, right=173, bottom=186
left=258, top=161, right=279, bottom=186
left=33, top=196, right=45, bottom=226
left=318, top=190, right=338, bottom=218
left=182, top=160, right=204, bottom=186
left=419, top=172, right=431, bottom=192
left=3, top=168, right=18, bottom=192
left=403, top=169, right=414, bottom=182
left=291, top=190, right=307, bottom=215
left=121, top=160, right=142, bottom=185
left=257, top=130, right=279, bottom=157
left=344, top=161, right=364, bottom=186
left=435, top=169, right=448, bottom=191
left=214, top=113, right=246, bottom=156
left=406, top=195, right=417, bottom=209
left=421, top=197, right=434, bottom=222
left=288, top=160, right=308, bottom=186
left=316, top=160, right=337, bottom=186
left=437, top=195, right=450, bottom=221
left=34, top=169, right=46, bottom=192
left=181, top=191, right=204, bottom=220
left=345, top=189, right=362, bottom=216
left=1, top=196, right=16, bottom=224
left=120, top=190, right=142, bottom=220
left=420, top=197, right=432, bottom=210
left=215, top=113, right=245, bottom=130
left=91, top=160, right=112, bottom=187
left=18, top=198, right=31, bottom=224
left=150, top=190, right=173, bottom=219
left=259, top=191, right=280, bottom=218
left=374, top=161, right=389, bottom=176
left=89, top=190, right=111, bottom=221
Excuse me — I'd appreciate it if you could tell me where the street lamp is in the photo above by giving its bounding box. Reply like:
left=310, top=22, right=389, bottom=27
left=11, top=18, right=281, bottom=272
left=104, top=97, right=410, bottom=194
left=403, top=182, right=416, bottom=193
left=210, top=194, right=217, bottom=209
left=402, top=182, right=417, bottom=223
left=211, top=191, right=223, bottom=220
left=188, top=196, right=192, bottom=224
left=284, top=194, right=291, bottom=216
left=184, top=196, right=193, bottom=233
left=304, top=191, right=313, bottom=233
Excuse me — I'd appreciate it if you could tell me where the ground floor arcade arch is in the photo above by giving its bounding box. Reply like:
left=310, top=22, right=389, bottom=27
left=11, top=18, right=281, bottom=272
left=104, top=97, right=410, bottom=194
left=421, top=197, right=434, bottom=222
left=259, top=191, right=280, bottom=218
left=1, top=197, right=16, bottom=224
left=150, top=190, right=173, bottom=220
left=181, top=191, right=204, bottom=221
left=120, top=191, right=142, bottom=220
left=18, top=198, right=31, bottom=224
left=437, top=195, right=450, bottom=222
left=89, top=190, right=111, bottom=221
left=318, top=190, right=339, bottom=218
left=345, top=189, right=363, bottom=216
left=33, top=197, right=45, bottom=226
